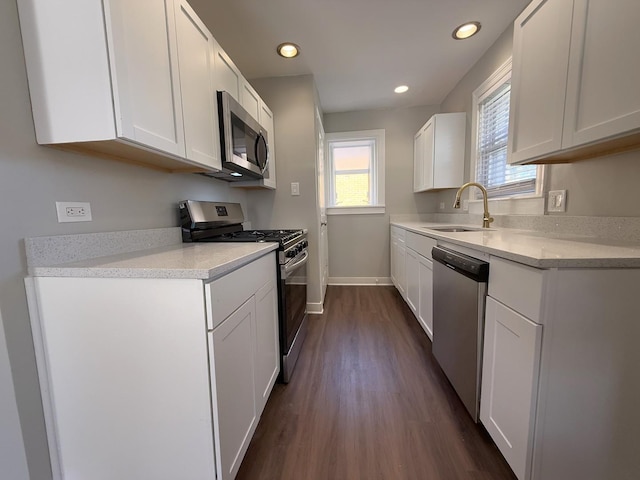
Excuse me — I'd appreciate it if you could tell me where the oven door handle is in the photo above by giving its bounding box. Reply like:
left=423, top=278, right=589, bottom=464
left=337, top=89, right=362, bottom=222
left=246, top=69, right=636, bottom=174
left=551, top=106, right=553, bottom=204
left=283, top=251, right=309, bottom=277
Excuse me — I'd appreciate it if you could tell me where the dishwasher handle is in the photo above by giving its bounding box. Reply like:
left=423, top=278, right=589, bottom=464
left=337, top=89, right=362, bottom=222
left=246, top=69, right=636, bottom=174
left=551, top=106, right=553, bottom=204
left=432, top=246, right=489, bottom=282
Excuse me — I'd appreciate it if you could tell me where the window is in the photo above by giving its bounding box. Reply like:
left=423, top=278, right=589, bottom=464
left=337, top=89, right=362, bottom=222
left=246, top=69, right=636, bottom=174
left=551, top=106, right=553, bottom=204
left=471, top=59, right=543, bottom=205
left=325, top=129, right=385, bottom=214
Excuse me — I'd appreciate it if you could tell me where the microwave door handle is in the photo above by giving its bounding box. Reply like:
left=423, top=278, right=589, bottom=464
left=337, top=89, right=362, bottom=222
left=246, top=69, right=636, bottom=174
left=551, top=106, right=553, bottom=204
left=256, top=133, right=269, bottom=174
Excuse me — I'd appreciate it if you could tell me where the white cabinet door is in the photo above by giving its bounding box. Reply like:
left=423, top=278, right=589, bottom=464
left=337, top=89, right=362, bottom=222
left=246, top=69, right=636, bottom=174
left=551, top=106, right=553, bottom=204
left=562, top=0, right=640, bottom=149
left=397, top=242, right=407, bottom=299
left=417, top=256, right=433, bottom=340
left=422, top=120, right=435, bottom=190
left=507, top=0, right=573, bottom=165
left=173, top=0, right=221, bottom=170
left=213, top=42, right=241, bottom=101
left=254, top=279, right=279, bottom=416
left=481, top=297, right=542, bottom=480
left=432, top=113, right=465, bottom=188
left=390, top=227, right=407, bottom=297
left=405, top=248, right=419, bottom=316
left=210, top=298, right=257, bottom=480
left=106, top=0, right=185, bottom=156
left=240, top=79, right=261, bottom=121
left=413, top=113, right=465, bottom=191
left=413, top=127, right=425, bottom=192
left=390, top=236, right=398, bottom=288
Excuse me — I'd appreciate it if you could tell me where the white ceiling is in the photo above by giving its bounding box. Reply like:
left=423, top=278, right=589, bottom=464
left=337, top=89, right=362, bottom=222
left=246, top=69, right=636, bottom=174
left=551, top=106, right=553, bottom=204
left=189, top=0, right=530, bottom=113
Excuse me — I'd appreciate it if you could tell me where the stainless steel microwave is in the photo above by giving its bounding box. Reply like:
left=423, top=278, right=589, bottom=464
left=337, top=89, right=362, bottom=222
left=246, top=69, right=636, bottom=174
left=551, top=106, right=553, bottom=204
left=216, top=91, right=269, bottom=179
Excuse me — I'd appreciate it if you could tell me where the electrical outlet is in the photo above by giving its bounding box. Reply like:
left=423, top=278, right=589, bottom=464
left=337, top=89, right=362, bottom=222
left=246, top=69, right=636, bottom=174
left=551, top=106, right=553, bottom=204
left=547, top=190, right=567, bottom=213
left=56, top=202, right=92, bottom=222
left=291, top=182, right=300, bottom=196
left=462, top=199, right=469, bottom=211
left=439, top=202, right=445, bottom=210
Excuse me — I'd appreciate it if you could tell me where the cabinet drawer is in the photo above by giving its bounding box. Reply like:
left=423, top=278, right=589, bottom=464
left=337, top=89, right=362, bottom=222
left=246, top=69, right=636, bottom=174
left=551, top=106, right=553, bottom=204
left=206, top=252, right=276, bottom=329
left=406, top=231, right=437, bottom=260
left=488, top=256, right=544, bottom=323
left=390, top=225, right=406, bottom=242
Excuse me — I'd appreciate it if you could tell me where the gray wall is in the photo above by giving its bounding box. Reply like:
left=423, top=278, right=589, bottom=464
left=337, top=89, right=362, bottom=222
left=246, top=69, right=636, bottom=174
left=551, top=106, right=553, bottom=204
left=439, top=24, right=640, bottom=217
left=0, top=1, right=247, bottom=477
left=323, top=106, right=439, bottom=280
left=247, top=75, right=324, bottom=305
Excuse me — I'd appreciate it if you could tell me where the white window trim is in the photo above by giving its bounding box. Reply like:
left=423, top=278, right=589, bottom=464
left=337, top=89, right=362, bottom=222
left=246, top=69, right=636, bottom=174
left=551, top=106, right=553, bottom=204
left=469, top=58, right=546, bottom=215
left=325, top=129, right=385, bottom=215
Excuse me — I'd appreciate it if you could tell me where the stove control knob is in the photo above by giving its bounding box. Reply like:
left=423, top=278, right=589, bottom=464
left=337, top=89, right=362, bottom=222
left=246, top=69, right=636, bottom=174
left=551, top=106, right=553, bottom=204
left=286, top=250, right=296, bottom=258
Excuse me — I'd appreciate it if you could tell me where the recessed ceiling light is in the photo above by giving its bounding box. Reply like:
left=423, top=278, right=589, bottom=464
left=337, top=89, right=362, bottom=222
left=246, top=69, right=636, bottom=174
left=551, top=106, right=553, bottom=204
left=277, top=43, right=300, bottom=58
left=452, top=21, right=481, bottom=40
left=394, top=85, right=409, bottom=94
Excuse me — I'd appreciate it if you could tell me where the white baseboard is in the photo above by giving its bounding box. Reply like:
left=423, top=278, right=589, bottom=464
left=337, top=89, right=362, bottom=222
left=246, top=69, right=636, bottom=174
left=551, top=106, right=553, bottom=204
left=328, top=277, right=393, bottom=286
left=306, top=302, right=324, bottom=315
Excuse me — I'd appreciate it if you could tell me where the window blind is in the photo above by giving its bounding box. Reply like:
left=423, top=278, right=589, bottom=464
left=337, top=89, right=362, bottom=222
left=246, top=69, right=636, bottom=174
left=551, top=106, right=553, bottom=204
left=476, top=81, right=537, bottom=198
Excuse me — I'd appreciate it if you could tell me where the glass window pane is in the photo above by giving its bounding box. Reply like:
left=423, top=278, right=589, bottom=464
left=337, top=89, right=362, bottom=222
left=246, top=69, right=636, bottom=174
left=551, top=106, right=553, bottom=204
left=335, top=173, right=370, bottom=206
left=333, top=145, right=372, bottom=172
left=329, top=138, right=375, bottom=207
left=476, top=74, right=537, bottom=199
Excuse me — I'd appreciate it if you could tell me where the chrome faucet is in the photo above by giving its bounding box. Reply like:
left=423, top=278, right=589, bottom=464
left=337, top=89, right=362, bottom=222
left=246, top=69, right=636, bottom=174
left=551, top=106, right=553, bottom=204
left=453, top=182, right=494, bottom=228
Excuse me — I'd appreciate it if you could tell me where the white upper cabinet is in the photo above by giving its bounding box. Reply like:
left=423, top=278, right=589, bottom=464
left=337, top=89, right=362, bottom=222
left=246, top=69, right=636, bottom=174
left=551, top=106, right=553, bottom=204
left=106, top=0, right=185, bottom=157
left=213, top=41, right=241, bottom=101
left=507, top=0, right=573, bottom=165
left=173, top=0, right=221, bottom=170
left=413, top=128, right=425, bottom=192
left=210, top=39, right=279, bottom=190
left=240, top=79, right=261, bottom=121
left=413, top=113, right=465, bottom=192
left=17, top=0, right=276, bottom=181
left=17, top=0, right=225, bottom=171
left=562, top=0, right=640, bottom=149
left=509, top=0, right=640, bottom=164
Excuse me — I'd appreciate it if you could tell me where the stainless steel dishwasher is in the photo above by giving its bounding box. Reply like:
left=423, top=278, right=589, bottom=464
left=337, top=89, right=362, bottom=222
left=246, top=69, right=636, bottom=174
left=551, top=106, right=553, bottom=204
left=431, top=245, right=489, bottom=422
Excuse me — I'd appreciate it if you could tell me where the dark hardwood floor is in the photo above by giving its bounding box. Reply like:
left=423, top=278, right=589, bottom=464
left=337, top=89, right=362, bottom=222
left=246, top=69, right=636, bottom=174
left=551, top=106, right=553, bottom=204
left=236, top=285, right=517, bottom=480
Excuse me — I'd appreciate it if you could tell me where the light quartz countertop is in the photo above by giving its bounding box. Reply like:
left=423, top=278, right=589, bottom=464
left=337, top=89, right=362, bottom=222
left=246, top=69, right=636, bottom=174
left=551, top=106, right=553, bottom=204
left=391, top=221, right=640, bottom=268
left=28, top=242, right=279, bottom=280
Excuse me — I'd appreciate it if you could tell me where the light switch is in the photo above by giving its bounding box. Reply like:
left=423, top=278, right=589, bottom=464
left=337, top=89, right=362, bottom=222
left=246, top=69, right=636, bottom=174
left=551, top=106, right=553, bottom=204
left=291, top=182, right=300, bottom=196
left=547, top=190, right=567, bottom=212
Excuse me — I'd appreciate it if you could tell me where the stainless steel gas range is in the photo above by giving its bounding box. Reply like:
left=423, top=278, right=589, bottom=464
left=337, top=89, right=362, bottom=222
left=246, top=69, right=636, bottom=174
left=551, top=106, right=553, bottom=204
left=180, top=200, right=308, bottom=383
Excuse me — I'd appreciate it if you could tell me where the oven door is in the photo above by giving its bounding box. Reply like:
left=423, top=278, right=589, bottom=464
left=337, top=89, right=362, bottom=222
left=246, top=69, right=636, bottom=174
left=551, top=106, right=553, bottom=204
left=280, top=250, right=308, bottom=355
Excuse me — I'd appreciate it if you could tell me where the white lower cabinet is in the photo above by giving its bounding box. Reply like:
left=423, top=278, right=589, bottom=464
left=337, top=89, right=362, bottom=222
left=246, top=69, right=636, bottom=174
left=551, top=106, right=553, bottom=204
left=405, top=248, right=434, bottom=340
left=481, top=297, right=542, bottom=480
left=417, top=255, right=433, bottom=340
left=405, top=231, right=437, bottom=340
left=26, top=251, right=279, bottom=480
left=393, top=227, right=436, bottom=340
left=405, top=248, right=419, bottom=315
left=207, top=253, right=279, bottom=480
left=210, top=298, right=257, bottom=480
left=254, top=279, right=280, bottom=413
left=390, top=226, right=407, bottom=298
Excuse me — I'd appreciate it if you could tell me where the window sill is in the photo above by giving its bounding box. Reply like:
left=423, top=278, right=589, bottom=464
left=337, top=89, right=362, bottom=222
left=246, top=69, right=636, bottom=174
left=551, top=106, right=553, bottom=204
left=468, top=195, right=544, bottom=215
left=327, top=206, right=385, bottom=215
